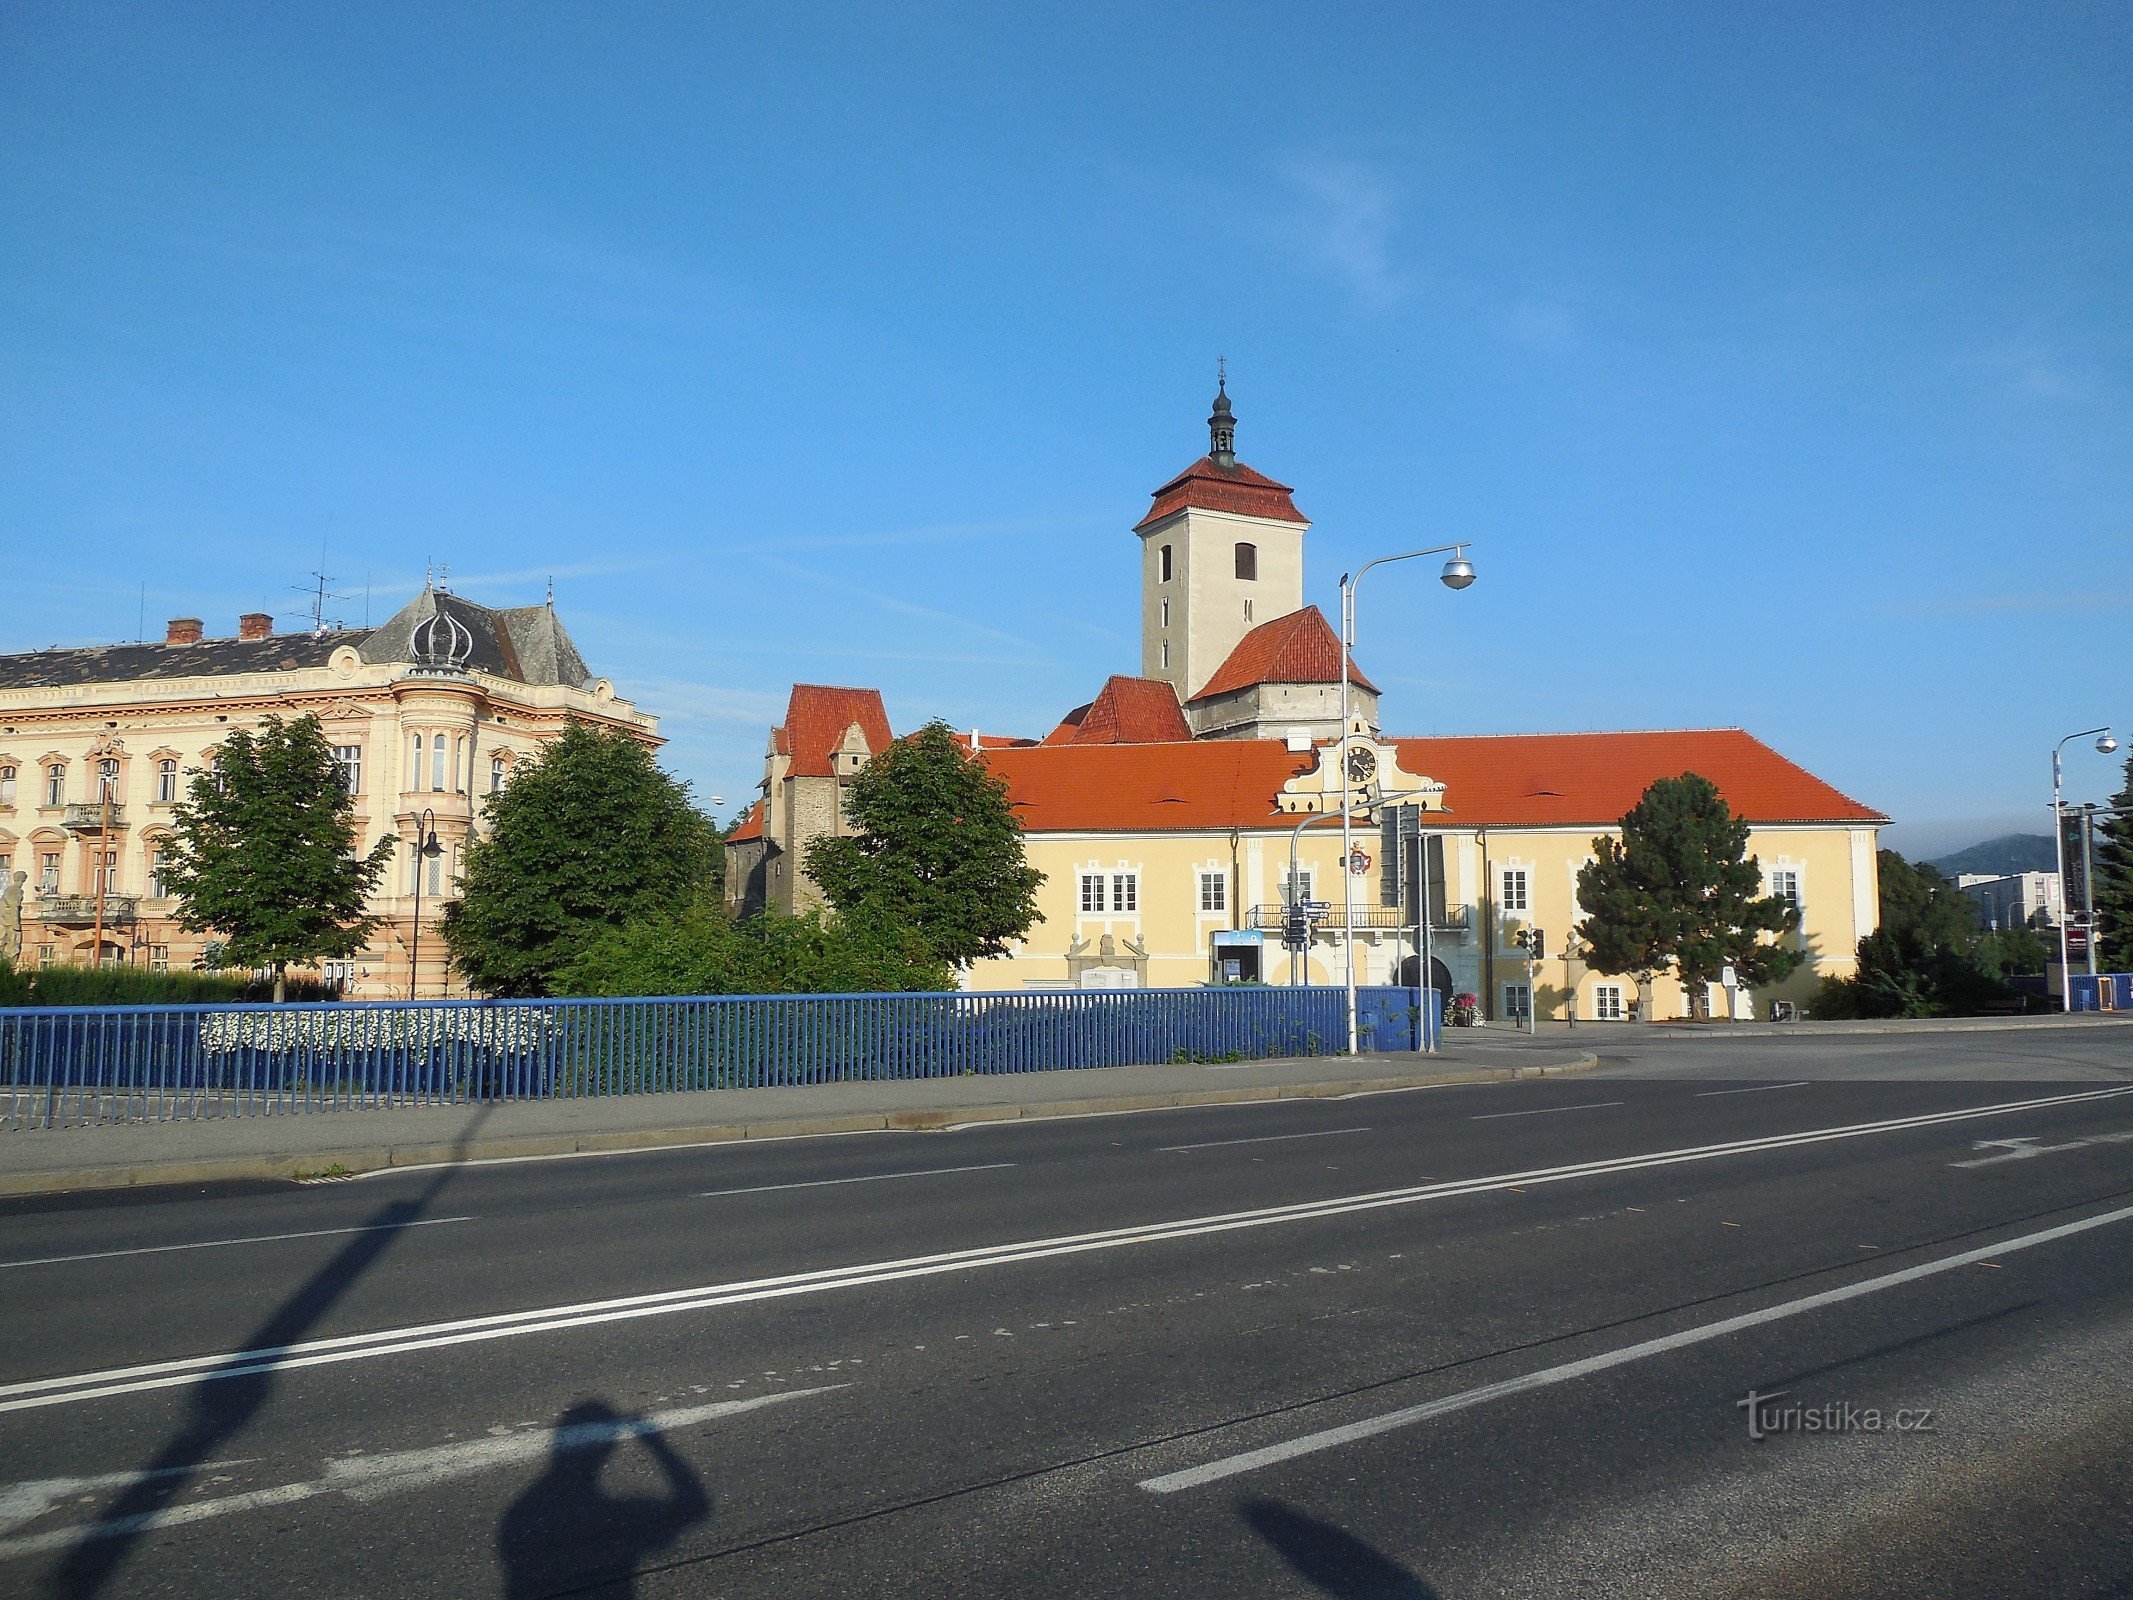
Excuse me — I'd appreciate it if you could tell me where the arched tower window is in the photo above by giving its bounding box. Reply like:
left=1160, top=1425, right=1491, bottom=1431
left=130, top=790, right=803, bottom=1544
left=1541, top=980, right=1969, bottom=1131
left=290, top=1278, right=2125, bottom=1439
left=1159, top=544, right=1173, bottom=583
left=1234, top=543, right=1257, bottom=581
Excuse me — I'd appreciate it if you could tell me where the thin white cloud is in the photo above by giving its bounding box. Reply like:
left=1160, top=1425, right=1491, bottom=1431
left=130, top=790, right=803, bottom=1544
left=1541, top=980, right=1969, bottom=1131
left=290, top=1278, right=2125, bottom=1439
left=1273, top=156, right=1408, bottom=312
left=749, top=554, right=1051, bottom=660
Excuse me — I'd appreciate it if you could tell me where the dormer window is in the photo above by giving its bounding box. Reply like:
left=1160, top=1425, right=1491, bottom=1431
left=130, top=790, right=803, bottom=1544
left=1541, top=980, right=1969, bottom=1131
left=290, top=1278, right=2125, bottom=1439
left=1235, top=542, right=1257, bottom=581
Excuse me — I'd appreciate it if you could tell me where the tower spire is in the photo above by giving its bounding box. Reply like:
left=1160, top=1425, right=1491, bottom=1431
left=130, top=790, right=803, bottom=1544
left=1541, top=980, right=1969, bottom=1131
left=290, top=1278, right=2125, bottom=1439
left=1208, top=362, right=1236, bottom=467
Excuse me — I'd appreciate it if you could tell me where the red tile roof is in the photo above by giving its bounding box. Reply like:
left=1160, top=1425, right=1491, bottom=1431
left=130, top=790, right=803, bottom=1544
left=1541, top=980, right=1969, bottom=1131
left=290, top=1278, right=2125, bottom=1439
left=726, top=798, right=765, bottom=842
left=1188, top=607, right=1379, bottom=703
left=980, top=728, right=1883, bottom=833
left=1134, top=456, right=1307, bottom=531
left=782, top=684, right=893, bottom=778
left=1043, top=675, right=1193, bottom=745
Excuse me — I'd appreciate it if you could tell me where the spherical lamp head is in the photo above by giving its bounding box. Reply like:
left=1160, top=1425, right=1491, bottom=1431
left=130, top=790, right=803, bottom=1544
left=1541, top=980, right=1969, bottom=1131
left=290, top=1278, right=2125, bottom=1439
left=1439, top=556, right=1477, bottom=591
left=2100, top=731, right=2119, bottom=755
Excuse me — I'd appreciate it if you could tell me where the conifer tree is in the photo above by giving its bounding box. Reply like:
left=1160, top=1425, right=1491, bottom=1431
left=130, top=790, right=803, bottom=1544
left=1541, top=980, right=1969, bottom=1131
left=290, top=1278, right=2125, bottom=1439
left=805, top=721, right=1044, bottom=967
left=2093, top=751, right=2133, bottom=975
left=1574, top=773, right=1803, bottom=1018
left=161, top=714, right=396, bottom=1000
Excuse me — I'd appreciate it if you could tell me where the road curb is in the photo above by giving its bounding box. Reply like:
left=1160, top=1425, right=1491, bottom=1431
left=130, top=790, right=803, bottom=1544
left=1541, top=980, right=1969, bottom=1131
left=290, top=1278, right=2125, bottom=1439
left=0, top=1051, right=1599, bottom=1198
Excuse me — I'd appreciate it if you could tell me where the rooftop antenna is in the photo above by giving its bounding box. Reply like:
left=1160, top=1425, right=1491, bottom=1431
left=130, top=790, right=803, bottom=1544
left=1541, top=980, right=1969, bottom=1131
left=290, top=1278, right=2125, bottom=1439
left=436, top=562, right=451, bottom=594
left=364, top=570, right=372, bottom=628
left=136, top=583, right=146, bottom=644
left=294, top=559, right=350, bottom=636
left=546, top=574, right=554, bottom=605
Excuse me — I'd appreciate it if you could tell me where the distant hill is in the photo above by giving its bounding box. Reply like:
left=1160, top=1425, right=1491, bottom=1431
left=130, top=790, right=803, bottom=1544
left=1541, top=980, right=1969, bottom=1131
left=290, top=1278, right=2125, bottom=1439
left=1929, top=834, right=2059, bottom=878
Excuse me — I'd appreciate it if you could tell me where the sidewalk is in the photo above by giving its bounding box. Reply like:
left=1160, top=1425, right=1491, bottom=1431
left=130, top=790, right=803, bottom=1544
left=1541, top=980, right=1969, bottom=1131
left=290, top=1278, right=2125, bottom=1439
left=0, top=1038, right=1598, bottom=1197
left=1475, top=1013, right=2133, bottom=1041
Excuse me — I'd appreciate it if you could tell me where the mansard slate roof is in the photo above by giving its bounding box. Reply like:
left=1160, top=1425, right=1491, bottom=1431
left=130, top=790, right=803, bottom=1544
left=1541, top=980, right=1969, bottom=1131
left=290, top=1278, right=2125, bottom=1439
left=778, top=684, right=894, bottom=778
left=0, top=631, right=358, bottom=690
left=1134, top=456, right=1307, bottom=531
left=977, top=727, right=1883, bottom=833
left=1187, top=606, right=1379, bottom=703
left=0, top=587, right=598, bottom=691
left=360, top=589, right=595, bottom=687
left=1042, top=675, right=1192, bottom=745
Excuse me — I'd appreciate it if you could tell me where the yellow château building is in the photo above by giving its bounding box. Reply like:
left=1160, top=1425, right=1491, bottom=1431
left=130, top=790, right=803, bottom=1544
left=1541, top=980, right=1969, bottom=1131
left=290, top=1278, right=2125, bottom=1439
left=0, top=586, right=655, bottom=996
left=730, top=386, right=1885, bottom=1020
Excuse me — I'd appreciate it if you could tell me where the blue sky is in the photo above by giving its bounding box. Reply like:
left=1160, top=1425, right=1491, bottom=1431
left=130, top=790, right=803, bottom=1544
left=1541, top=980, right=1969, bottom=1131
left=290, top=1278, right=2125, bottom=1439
left=3, top=2, right=2128, bottom=855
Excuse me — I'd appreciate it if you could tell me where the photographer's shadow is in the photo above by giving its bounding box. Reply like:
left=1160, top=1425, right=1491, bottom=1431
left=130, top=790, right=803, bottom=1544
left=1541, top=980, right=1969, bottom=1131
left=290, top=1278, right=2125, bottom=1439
left=496, top=1400, right=711, bottom=1599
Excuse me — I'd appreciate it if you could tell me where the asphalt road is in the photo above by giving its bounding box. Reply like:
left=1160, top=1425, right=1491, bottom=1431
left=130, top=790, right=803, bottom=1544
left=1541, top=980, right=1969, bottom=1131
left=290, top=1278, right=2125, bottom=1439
left=2, top=1026, right=2131, bottom=1599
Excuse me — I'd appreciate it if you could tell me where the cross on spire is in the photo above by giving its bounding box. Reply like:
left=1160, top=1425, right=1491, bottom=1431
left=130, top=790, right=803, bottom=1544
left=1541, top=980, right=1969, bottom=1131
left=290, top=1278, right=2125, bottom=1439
left=1208, top=363, right=1236, bottom=467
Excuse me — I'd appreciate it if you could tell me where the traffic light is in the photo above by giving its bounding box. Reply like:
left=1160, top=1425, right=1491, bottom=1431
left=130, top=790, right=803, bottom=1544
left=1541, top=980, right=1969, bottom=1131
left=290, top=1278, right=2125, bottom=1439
left=1512, top=927, right=1530, bottom=953
left=1530, top=929, right=1546, bottom=960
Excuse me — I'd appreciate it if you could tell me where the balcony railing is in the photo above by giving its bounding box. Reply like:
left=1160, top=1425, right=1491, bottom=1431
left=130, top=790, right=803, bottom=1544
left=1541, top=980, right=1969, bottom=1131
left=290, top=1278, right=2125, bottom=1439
left=33, top=894, right=140, bottom=924
left=62, top=802, right=126, bottom=831
left=1245, top=903, right=1472, bottom=934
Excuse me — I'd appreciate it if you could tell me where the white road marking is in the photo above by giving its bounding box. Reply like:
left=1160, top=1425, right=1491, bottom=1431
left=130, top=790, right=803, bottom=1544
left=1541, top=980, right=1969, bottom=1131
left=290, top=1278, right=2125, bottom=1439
left=1137, top=1199, right=2133, bottom=1493
left=0, top=1386, right=839, bottom=1560
left=1471, top=1102, right=1625, bottom=1121
left=697, top=1162, right=1014, bottom=1198
left=1695, top=1081, right=1813, bottom=1098
left=0, top=1462, right=252, bottom=1536
left=0, top=1217, right=475, bottom=1272
left=1952, top=1130, right=2133, bottom=1168
left=8, top=1083, right=2132, bottom=1417
left=1158, top=1128, right=1371, bottom=1153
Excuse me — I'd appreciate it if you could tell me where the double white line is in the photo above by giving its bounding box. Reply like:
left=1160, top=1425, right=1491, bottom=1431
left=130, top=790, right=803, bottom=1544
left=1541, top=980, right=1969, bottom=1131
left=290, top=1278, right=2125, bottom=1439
left=6, top=1084, right=2130, bottom=1417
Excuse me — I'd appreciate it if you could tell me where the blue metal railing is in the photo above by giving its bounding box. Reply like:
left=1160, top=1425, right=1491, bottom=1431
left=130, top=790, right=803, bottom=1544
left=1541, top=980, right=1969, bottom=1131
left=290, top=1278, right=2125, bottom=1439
left=0, top=985, right=1439, bottom=1129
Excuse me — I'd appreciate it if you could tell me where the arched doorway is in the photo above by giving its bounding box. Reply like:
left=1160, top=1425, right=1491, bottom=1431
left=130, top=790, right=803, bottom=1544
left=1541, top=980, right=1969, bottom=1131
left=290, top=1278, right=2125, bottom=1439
left=1395, top=954, right=1453, bottom=999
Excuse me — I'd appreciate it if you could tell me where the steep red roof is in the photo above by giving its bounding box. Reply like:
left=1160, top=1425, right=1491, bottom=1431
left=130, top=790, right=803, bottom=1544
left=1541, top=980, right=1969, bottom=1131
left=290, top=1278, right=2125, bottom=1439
left=1134, top=456, right=1307, bottom=531
left=1044, top=675, right=1193, bottom=745
left=1188, top=606, right=1379, bottom=703
left=1392, top=729, right=1886, bottom=828
left=980, top=728, right=1884, bottom=833
left=726, top=798, right=765, bottom=843
left=782, top=684, right=893, bottom=778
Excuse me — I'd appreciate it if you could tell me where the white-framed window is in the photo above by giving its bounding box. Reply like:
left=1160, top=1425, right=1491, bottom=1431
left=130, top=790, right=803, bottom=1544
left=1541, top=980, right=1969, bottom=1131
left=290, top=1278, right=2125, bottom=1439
left=0, top=765, right=14, bottom=805
left=149, top=944, right=170, bottom=973
left=1281, top=868, right=1314, bottom=908
left=38, top=851, right=61, bottom=892
left=92, top=849, right=118, bottom=893
left=1592, top=983, right=1624, bottom=1022
left=430, top=733, right=448, bottom=792
left=97, top=759, right=120, bottom=800
left=1198, top=871, right=1227, bottom=913
left=44, top=764, right=65, bottom=807
left=1111, top=872, right=1138, bottom=913
left=155, top=758, right=178, bottom=803
left=331, top=745, right=362, bottom=796
left=1501, top=868, right=1529, bottom=912
left=38, top=944, right=57, bottom=967
left=1079, top=873, right=1106, bottom=914
left=490, top=753, right=507, bottom=793
left=1502, top=982, right=1531, bottom=1020
left=148, top=847, right=170, bottom=898
left=1771, top=869, right=1801, bottom=911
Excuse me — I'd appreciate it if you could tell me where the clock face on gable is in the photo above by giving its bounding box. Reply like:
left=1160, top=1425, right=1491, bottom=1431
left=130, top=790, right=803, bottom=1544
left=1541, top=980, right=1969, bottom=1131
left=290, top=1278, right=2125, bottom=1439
left=1344, top=744, right=1378, bottom=784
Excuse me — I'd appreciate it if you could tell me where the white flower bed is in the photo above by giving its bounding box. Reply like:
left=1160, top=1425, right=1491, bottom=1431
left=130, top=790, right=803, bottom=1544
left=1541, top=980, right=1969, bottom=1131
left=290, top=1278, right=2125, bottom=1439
left=197, top=1007, right=559, bottom=1058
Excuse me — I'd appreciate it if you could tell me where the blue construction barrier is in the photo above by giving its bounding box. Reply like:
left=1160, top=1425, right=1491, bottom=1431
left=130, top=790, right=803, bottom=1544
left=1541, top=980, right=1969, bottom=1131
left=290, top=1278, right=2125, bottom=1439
left=2067, top=973, right=2133, bottom=1013
left=0, top=984, right=1435, bottom=1129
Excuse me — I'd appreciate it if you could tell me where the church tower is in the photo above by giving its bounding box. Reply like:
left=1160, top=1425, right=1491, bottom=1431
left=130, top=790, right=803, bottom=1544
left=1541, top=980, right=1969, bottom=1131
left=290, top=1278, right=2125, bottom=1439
left=1135, top=380, right=1310, bottom=701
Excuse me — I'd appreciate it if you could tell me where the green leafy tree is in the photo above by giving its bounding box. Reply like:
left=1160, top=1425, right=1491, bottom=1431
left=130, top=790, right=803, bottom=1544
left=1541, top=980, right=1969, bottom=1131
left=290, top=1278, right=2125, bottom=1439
left=441, top=720, right=718, bottom=996
left=2094, top=751, right=2133, bottom=974
left=804, top=720, right=1043, bottom=967
left=556, top=899, right=953, bottom=997
left=1809, top=850, right=2021, bottom=1018
left=160, top=714, right=396, bottom=1000
left=1574, top=773, right=1803, bottom=1019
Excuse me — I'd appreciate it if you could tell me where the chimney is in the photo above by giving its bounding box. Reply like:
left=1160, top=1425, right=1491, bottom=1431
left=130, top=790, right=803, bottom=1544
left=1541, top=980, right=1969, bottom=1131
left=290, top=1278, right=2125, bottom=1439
left=238, top=612, right=274, bottom=641
left=165, top=617, right=204, bottom=646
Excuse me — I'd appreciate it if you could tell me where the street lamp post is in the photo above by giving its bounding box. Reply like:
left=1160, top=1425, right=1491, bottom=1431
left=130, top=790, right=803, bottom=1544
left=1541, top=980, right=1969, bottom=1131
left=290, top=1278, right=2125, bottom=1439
left=407, top=807, right=443, bottom=1001
left=1338, top=545, right=1476, bottom=1053
left=2051, top=727, right=2116, bottom=1011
